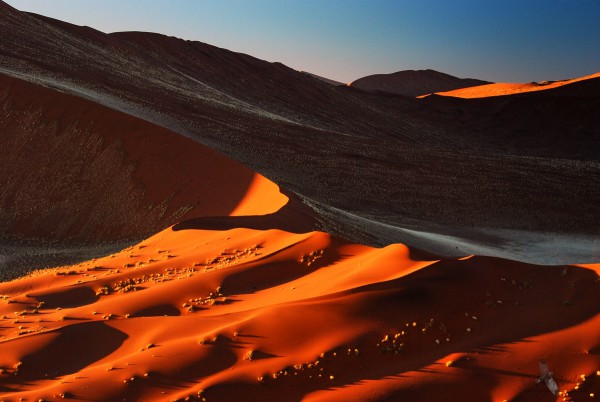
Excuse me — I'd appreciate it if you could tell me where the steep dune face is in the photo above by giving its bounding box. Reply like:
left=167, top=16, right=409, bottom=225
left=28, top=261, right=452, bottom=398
left=0, top=74, right=287, bottom=242
left=0, top=226, right=597, bottom=401
left=1, top=2, right=599, bottom=244
left=301, top=71, right=345, bottom=86
left=350, top=69, right=489, bottom=97
left=0, top=7, right=418, bottom=139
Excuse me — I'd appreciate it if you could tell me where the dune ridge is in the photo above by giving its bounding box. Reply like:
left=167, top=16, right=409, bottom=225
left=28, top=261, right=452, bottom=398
left=0, top=1, right=599, bottom=401
left=431, top=72, right=600, bottom=98
left=0, top=223, right=597, bottom=401
left=350, top=69, right=489, bottom=97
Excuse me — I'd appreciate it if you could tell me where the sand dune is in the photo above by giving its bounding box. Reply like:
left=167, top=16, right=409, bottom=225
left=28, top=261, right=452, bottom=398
left=0, top=224, right=597, bottom=401
left=0, top=1, right=599, bottom=401
left=350, top=69, right=489, bottom=97
left=0, top=1, right=598, bottom=245
left=430, top=72, right=600, bottom=98
left=301, top=71, right=345, bottom=86
left=0, top=74, right=286, bottom=242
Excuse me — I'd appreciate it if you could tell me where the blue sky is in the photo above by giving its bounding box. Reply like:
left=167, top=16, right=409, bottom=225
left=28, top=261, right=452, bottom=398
left=6, top=0, right=600, bottom=83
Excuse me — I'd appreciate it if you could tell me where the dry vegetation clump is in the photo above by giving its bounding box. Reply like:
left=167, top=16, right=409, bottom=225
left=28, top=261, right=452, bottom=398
left=183, top=287, right=226, bottom=312
left=299, top=250, right=325, bottom=267
left=203, top=246, right=261, bottom=271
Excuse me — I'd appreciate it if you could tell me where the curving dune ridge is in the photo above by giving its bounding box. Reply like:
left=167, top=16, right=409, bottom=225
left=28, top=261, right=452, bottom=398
left=430, top=72, right=600, bottom=98
left=0, top=221, right=598, bottom=401
left=0, top=1, right=598, bottom=401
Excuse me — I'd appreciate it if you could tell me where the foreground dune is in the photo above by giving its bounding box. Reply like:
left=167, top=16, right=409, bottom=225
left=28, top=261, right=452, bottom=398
left=429, top=72, right=600, bottom=98
left=0, top=221, right=597, bottom=401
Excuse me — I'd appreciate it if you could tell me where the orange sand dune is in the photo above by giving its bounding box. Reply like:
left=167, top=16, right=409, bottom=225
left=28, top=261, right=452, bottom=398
left=0, top=4, right=598, bottom=400
left=429, top=72, right=600, bottom=98
left=0, top=224, right=597, bottom=401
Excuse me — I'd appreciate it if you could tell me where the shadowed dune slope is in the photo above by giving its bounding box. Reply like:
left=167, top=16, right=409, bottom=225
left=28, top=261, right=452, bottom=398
left=0, top=1, right=599, bottom=242
left=418, top=74, right=600, bottom=161
left=0, top=226, right=597, bottom=401
left=350, top=69, right=489, bottom=97
left=0, top=74, right=287, bottom=241
left=301, top=71, right=345, bottom=86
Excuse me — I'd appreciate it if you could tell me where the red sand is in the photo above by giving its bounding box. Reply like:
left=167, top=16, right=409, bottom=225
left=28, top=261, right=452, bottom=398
left=0, top=219, right=597, bottom=401
left=0, top=74, right=287, bottom=241
left=427, top=72, right=600, bottom=98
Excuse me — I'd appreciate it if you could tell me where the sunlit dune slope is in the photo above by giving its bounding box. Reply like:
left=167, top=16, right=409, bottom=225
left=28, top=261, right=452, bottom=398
left=0, top=74, right=287, bottom=241
left=0, top=224, right=597, bottom=401
left=430, top=72, right=600, bottom=98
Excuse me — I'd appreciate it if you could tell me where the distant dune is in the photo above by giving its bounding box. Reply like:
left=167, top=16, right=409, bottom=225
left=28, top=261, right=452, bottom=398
left=430, top=71, right=600, bottom=98
left=349, top=69, right=489, bottom=97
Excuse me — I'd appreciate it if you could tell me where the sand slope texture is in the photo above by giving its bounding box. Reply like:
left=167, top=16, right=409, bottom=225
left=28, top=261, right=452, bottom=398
left=0, top=222, right=598, bottom=401
left=0, top=1, right=598, bottom=401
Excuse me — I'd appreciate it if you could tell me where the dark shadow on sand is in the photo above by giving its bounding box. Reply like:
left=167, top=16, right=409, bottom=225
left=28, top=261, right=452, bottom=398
left=172, top=196, right=317, bottom=234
